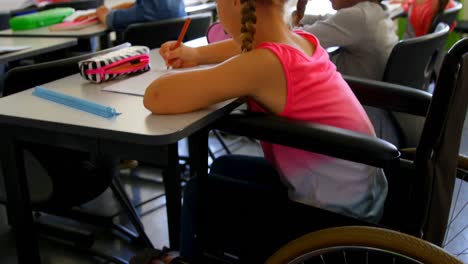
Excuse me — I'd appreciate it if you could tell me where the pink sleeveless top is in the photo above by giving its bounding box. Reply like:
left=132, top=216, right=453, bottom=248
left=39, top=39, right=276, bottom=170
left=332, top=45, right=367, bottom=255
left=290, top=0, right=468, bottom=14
left=248, top=31, right=387, bottom=222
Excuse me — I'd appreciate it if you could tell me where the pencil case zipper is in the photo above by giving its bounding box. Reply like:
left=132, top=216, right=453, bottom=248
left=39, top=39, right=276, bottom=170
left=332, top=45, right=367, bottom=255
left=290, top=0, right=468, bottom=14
left=85, top=54, right=150, bottom=79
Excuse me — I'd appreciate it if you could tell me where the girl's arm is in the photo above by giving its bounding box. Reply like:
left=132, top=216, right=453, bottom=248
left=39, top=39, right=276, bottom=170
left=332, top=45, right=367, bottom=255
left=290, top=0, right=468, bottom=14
left=77, top=3, right=134, bottom=23
left=301, top=9, right=363, bottom=48
left=144, top=49, right=286, bottom=114
left=195, top=39, right=241, bottom=65
left=160, top=39, right=241, bottom=68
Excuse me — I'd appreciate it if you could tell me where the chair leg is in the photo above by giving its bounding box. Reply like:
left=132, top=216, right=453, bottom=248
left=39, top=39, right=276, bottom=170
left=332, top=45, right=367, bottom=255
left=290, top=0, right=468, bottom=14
left=50, top=239, right=129, bottom=264
left=34, top=219, right=95, bottom=249
left=212, top=130, right=232, bottom=155
left=86, top=248, right=128, bottom=264
left=208, top=146, right=216, bottom=161
left=110, top=176, right=154, bottom=249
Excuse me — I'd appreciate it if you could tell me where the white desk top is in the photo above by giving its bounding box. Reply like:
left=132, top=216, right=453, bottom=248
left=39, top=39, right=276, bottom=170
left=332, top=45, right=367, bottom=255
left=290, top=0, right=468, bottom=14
left=305, top=0, right=336, bottom=16
left=0, top=38, right=239, bottom=144
left=0, top=37, right=77, bottom=64
left=185, top=37, right=208, bottom=47
left=0, top=0, right=32, bottom=12
left=0, top=24, right=109, bottom=39
left=185, top=2, right=216, bottom=15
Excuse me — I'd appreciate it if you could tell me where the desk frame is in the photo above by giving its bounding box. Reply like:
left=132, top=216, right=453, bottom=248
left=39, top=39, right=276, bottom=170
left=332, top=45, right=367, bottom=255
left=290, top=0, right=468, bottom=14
left=0, top=99, right=241, bottom=264
left=0, top=25, right=111, bottom=49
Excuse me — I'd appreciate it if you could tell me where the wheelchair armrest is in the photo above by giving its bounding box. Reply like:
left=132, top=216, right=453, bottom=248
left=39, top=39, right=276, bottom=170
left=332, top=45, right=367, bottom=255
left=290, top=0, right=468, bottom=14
left=344, top=75, right=432, bottom=117
left=214, top=112, right=400, bottom=169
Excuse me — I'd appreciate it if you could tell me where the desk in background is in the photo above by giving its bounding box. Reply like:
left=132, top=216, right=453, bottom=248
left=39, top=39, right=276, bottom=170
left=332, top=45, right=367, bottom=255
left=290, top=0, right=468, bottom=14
left=0, top=37, right=241, bottom=264
left=305, top=0, right=404, bottom=18
left=0, top=37, right=77, bottom=96
left=185, top=2, right=217, bottom=17
left=0, top=24, right=111, bottom=49
left=0, top=37, right=77, bottom=65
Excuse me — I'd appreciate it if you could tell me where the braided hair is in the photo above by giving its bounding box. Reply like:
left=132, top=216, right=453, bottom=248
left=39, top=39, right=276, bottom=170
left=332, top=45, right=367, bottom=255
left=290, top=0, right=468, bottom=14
left=239, top=0, right=298, bottom=52
left=292, top=0, right=308, bottom=26
left=240, top=0, right=257, bottom=52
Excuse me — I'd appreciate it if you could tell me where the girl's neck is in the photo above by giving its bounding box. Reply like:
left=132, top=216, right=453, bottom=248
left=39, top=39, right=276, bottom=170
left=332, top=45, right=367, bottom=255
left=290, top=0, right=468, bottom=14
left=251, top=6, right=292, bottom=47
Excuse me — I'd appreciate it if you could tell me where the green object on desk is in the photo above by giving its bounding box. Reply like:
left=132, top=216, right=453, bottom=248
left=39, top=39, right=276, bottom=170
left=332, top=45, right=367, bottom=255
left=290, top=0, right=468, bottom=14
left=9, top=8, right=75, bottom=31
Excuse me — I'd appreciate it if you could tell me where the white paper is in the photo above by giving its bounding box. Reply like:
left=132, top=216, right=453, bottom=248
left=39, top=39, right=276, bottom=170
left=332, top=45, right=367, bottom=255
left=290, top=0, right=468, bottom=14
left=101, top=65, right=214, bottom=97
left=0, top=45, right=30, bottom=54
left=63, top=9, right=97, bottom=22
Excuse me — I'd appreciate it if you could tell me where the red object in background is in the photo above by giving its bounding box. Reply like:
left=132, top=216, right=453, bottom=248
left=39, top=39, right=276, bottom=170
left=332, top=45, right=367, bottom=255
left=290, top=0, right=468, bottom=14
left=49, top=16, right=99, bottom=31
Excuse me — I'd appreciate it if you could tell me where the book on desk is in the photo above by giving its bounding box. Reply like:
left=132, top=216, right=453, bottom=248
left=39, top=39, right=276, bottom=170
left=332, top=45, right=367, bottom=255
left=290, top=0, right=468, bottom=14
left=49, top=16, right=99, bottom=31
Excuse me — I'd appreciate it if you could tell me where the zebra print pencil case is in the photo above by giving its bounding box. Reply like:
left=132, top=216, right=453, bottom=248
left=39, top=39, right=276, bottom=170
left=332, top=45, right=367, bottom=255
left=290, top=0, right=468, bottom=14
left=79, top=46, right=151, bottom=83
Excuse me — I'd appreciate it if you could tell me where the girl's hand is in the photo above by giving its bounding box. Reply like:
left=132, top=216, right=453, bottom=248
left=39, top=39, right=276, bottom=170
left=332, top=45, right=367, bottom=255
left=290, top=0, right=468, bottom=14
left=159, top=41, right=199, bottom=69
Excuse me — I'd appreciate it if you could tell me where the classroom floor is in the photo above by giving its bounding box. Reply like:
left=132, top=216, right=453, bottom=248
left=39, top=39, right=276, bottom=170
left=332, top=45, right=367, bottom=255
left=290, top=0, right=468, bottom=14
left=0, top=125, right=467, bottom=263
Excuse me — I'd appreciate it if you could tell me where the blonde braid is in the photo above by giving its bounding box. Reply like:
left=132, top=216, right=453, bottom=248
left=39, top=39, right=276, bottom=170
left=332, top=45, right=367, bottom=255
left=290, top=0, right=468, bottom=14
left=292, top=0, right=307, bottom=26
left=240, top=0, right=257, bottom=52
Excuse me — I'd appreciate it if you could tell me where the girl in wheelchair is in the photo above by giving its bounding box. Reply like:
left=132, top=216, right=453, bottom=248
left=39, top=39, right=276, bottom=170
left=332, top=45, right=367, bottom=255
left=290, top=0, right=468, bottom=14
left=141, top=0, right=388, bottom=262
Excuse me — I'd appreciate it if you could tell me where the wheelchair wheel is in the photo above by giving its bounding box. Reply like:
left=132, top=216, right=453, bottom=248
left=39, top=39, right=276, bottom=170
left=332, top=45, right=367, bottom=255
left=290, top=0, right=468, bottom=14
left=266, top=226, right=462, bottom=264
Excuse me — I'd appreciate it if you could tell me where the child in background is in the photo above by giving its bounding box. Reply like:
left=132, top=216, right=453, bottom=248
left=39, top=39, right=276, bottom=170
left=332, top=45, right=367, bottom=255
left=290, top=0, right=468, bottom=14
left=295, top=0, right=398, bottom=81
left=294, top=0, right=401, bottom=147
left=143, top=0, right=387, bottom=262
left=81, top=0, right=186, bottom=32
left=391, top=0, right=456, bottom=37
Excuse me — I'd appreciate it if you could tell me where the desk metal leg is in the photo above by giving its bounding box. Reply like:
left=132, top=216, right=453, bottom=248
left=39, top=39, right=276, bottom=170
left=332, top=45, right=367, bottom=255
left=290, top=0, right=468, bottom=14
left=100, top=155, right=155, bottom=248
left=188, top=129, right=210, bottom=180
left=188, top=128, right=210, bottom=259
left=163, top=143, right=181, bottom=249
left=111, top=176, right=155, bottom=248
left=99, top=34, right=112, bottom=49
left=0, top=63, right=5, bottom=96
left=0, top=133, right=41, bottom=264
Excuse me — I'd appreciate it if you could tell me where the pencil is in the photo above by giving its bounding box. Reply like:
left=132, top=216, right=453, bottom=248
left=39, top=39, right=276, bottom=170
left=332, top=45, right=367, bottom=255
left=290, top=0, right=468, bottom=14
left=167, top=18, right=192, bottom=70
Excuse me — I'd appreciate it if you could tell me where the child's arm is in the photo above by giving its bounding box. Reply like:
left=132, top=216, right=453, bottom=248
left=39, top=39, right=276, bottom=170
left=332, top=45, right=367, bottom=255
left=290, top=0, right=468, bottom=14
left=300, top=14, right=333, bottom=27
left=111, top=2, right=135, bottom=10
left=301, top=10, right=364, bottom=48
left=75, top=3, right=134, bottom=23
left=144, top=49, right=285, bottom=114
left=159, top=39, right=241, bottom=68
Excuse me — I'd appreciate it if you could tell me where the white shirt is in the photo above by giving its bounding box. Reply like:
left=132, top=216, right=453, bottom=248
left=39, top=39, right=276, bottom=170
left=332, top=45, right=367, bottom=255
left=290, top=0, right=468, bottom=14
left=301, top=2, right=399, bottom=80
